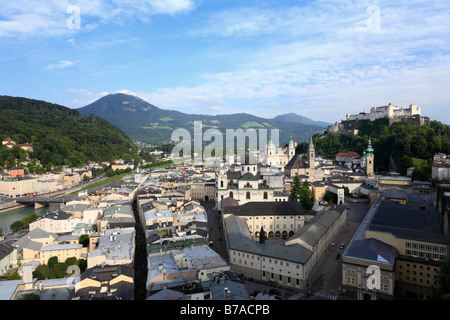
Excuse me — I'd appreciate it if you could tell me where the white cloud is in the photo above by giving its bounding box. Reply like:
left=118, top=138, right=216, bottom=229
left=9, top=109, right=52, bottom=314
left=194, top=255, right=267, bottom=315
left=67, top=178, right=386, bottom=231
left=0, top=0, right=196, bottom=38
left=46, top=60, right=74, bottom=70
left=141, top=1, right=450, bottom=121
left=147, top=0, right=194, bottom=15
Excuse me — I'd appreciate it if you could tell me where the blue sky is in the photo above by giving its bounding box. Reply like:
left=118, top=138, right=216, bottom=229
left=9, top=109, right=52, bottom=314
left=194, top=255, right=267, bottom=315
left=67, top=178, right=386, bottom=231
left=1, top=0, right=449, bottom=124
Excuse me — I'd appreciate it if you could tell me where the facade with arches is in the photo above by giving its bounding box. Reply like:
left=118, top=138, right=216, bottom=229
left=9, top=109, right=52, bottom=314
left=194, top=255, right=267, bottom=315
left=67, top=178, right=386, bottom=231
left=222, top=201, right=315, bottom=240
left=215, top=163, right=289, bottom=211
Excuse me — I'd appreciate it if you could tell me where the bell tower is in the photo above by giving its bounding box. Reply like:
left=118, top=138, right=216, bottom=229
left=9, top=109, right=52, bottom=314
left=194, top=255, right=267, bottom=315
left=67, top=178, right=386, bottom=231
left=308, top=133, right=315, bottom=170
left=365, top=138, right=374, bottom=176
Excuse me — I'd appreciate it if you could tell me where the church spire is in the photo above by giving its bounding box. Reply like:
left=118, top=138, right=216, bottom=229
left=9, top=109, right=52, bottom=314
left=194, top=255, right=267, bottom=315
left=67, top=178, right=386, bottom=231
left=309, top=131, right=314, bottom=148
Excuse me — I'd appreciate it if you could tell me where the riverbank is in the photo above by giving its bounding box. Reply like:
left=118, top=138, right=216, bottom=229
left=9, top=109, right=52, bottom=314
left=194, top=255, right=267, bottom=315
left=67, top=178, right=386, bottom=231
left=0, top=202, right=27, bottom=214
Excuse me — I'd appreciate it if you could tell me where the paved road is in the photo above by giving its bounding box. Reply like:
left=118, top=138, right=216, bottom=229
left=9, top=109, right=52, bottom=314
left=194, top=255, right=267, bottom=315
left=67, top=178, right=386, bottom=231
left=307, top=202, right=370, bottom=298
left=201, top=201, right=228, bottom=261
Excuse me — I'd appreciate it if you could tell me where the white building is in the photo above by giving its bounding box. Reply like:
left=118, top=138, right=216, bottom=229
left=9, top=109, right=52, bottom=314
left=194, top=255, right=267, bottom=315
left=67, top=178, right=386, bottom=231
left=147, top=245, right=230, bottom=293
left=29, top=210, right=82, bottom=234
left=87, top=228, right=135, bottom=268
left=432, top=162, right=450, bottom=181
left=224, top=205, right=347, bottom=290
left=216, top=163, right=288, bottom=211
left=345, top=103, right=421, bottom=122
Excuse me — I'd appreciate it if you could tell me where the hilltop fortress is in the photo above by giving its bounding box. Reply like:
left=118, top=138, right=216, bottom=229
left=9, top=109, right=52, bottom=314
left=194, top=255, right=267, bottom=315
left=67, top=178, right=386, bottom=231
left=327, top=103, right=430, bottom=135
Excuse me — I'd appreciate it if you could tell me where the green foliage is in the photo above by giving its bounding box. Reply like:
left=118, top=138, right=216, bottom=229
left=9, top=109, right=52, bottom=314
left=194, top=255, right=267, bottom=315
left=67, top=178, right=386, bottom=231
left=32, top=258, right=86, bottom=280
left=78, top=93, right=323, bottom=146
left=48, top=263, right=68, bottom=279
left=65, top=257, right=78, bottom=266
left=323, top=191, right=338, bottom=204
left=10, top=220, right=23, bottom=231
left=47, top=256, right=59, bottom=269
left=79, top=234, right=90, bottom=247
left=21, top=213, right=39, bottom=228
left=19, top=293, right=40, bottom=300
left=33, top=264, right=50, bottom=280
left=77, top=259, right=87, bottom=273
left=431, top=255, right=450, bottom=299
left=0, top=96, right=138, bottom=170
left=105, top=167, right=132, bottom=177
left=312, top=119, right=450, bottom=178
left=140, top=160, right=173, bottom=169
left=7, top=272, right=21, bottom=280
left=289, top=176, right=314, bottom=210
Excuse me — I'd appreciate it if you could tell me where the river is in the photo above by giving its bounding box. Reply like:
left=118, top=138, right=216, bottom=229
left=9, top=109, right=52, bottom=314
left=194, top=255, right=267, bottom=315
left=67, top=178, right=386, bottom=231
left=0, top=205, right=50, bottom=233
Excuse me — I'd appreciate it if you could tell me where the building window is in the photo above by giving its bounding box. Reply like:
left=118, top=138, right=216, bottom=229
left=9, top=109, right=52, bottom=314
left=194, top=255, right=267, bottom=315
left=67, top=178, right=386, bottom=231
left=263, top=192, right=268, bottom=200
left=246, top=192, right=250, bottom=199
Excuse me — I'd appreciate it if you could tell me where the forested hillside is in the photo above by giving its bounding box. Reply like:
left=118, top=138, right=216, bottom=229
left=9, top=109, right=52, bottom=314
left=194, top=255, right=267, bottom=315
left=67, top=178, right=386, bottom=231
left=296, top=118, right=450, bottom=180
left=0, top=96, right=138, bottom=172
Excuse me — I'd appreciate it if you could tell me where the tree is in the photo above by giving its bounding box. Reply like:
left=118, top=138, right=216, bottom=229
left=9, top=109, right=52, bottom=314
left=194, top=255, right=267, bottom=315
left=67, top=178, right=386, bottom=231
left=289, top=175, right=302, bottom=202
left=21, top=213, right=39, bottom=228
left=431, top=255, right=450, bottom=299
left=48, top=263, right=68, bottom=279
left=10, top=221, right=23, bottom=231
left=48, top=256, right=59, bottom=269
left=65, top=257, right=78, bottom=266
left=299, top=181, right=314, bottom=210
left=33, top=264, right=49, bottom=280
left=289, top=177, right=314, bottom=210
left=79, top=234, right=90, bottom=247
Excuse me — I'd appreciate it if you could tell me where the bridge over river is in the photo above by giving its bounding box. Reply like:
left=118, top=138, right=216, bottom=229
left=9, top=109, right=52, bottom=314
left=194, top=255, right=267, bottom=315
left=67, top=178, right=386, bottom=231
left=15, top=197, right=70, bottom=208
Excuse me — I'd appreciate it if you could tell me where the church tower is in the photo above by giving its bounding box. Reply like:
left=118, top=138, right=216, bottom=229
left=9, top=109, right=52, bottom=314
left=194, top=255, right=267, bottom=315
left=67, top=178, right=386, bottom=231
left=308, top=133, right=315, bottom=170
left=265, top=135, right=278, bottom=167
left=288, top=135, right=295, bottom=160
left=365, top=138, right=374, bottom=176
left=217, top=166, right=228, bottom=190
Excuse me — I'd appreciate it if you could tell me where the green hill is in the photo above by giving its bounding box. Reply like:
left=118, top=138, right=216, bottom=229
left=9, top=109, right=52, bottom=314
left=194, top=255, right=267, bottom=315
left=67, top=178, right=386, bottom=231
left=0, top=96, right=138, bottom=171
left=300, top=118, right=450, bottom=180
left=78, top=93, right=325, bottom=145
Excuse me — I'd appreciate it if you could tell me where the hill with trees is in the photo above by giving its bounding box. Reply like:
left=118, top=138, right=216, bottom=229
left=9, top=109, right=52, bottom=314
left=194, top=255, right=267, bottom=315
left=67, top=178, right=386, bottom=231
left=78, top=93, right=325, bottom=146
left=0, top=96, right=138, bottom=172
left=296, top=118, right=450, bottom=181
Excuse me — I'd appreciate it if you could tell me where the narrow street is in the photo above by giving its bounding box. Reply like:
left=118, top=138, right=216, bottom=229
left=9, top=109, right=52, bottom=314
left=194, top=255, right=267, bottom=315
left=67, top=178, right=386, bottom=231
left=132, top=198, right=148, bottom=300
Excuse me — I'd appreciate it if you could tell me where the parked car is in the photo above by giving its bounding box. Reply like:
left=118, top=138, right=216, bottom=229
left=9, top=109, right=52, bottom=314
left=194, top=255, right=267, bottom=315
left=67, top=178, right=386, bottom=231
left=339, top=243, right=345, bottom=249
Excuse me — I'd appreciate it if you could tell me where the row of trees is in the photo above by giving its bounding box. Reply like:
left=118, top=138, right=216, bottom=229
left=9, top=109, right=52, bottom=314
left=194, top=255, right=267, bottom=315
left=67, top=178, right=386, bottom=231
left=33, top=256, right=87, bottom=280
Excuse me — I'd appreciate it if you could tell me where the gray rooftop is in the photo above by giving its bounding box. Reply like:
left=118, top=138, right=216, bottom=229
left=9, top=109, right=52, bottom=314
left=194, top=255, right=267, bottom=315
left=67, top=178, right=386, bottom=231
left=368, top=199, right=447, bottom=244
left=344, top=238, right=396, bottom=266
left=223, top=201, right=308, bottom=216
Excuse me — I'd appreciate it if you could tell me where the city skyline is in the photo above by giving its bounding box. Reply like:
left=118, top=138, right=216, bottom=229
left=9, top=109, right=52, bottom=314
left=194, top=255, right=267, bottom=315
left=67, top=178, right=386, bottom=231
left=1, top=1, right=450, bottom=123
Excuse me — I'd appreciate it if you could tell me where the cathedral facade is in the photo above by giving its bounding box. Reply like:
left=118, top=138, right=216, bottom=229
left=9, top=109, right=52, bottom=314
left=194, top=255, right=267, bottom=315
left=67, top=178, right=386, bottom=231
left=215, top=162, right=289, bottom=211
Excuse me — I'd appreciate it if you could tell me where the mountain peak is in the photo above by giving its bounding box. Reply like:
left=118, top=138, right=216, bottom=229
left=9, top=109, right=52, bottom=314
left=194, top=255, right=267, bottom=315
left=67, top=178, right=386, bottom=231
left=80, top=92, right=158, bottom=114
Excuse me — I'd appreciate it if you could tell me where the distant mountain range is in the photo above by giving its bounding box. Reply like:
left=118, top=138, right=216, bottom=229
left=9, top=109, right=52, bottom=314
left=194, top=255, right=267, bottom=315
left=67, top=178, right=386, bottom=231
left=78, top=93, right=328, bottom=145
left=273, top=113, right=332, bottom=128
